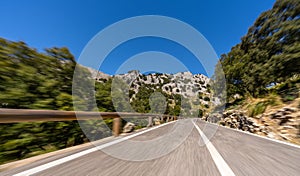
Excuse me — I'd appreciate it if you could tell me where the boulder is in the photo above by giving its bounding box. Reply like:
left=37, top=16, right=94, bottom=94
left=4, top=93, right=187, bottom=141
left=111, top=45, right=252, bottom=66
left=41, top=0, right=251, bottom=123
left=232, top=118, right=237, bottom=123
left=123, top=122, right=136, bottom=133
left=283, top=107, right=297, bottom=113
left=219, top=120, right=226, bottom=126
left=272, top=112, right=284, bottom=118
left=154, top=118, right=161, bottom=125
left=267, top=132, right=275, bottom=138
left=224, top=117, right=231, bottom=122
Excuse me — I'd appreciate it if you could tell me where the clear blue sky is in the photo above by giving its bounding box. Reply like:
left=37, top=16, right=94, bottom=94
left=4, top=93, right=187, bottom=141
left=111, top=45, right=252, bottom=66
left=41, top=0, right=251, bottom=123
left=0, top=0, right=275, bottom=75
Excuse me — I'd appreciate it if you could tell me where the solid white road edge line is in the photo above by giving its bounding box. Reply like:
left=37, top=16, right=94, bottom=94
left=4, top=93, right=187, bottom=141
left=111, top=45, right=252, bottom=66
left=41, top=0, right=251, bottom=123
left=192, top=120, right=236, bottom=176
left=14, top=121, right=177, bottom=176
left=204, top=120, right=300, bottom=149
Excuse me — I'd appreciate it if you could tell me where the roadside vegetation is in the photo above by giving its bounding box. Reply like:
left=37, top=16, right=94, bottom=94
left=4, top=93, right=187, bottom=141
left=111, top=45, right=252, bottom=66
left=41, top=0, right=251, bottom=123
left=0, top=38, right=187, bottom=164
left=213, top=0, right=300, bottom=113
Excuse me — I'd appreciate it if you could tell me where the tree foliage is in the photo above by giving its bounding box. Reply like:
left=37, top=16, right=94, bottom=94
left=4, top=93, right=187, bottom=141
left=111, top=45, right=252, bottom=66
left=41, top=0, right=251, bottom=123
left=0, top=38, right=77, bottom=109
left=215, top=0, right=300, bottom=99
left=0, top=38, right=114, bottom=164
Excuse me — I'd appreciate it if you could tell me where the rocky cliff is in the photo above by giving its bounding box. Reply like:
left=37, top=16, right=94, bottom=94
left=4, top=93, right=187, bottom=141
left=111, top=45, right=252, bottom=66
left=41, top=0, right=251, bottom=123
left=88, top=69, right=212, bottom=116
left=114, top=70, right=210, bottom=101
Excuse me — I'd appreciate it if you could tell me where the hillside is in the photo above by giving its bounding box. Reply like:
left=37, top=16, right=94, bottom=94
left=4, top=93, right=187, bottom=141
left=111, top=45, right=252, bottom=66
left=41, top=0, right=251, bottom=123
left=210, top=0, right=300, bottom=144
left=89, top=68, right=211, bottom=117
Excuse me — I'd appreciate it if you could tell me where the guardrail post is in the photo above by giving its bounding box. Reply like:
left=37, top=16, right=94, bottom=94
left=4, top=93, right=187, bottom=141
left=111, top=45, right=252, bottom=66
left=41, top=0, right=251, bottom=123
left=113, top=117, right=121, bottom=137
left=160, top=115, right=164, bottom=122
left=170, top=116, right=174, bottom=121
left=147, top=116, right=153, bottom=127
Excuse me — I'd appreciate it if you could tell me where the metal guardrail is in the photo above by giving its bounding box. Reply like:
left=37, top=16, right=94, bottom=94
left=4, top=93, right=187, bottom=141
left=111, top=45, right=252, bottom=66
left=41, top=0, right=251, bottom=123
left=0, top=109, right=179, bottom=136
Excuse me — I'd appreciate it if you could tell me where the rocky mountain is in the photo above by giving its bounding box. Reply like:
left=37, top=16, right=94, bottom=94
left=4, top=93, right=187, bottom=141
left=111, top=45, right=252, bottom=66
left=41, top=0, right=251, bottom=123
left=114, top=70, right=210, bottom=98
left=89, top=69, right=212, bottom=116
left=86, top=67, right=111, bottom=82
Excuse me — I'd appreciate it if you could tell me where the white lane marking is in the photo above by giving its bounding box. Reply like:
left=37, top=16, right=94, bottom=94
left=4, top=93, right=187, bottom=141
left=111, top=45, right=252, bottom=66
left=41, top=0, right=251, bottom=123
left=14, top=121, right=177, bottom=176
left=204, top=120, right=300, bottom=149
left=192, top=120, right=236, bottom=176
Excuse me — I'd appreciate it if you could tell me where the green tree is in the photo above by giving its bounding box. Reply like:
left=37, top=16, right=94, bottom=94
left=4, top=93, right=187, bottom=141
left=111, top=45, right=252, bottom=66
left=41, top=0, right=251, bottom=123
left=216, top=0, right=300, bottom=99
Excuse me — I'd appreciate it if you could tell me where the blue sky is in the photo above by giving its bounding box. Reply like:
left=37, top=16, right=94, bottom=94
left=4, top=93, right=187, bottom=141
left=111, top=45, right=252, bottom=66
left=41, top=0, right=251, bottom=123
left=0, top=0, right=275, bottom=75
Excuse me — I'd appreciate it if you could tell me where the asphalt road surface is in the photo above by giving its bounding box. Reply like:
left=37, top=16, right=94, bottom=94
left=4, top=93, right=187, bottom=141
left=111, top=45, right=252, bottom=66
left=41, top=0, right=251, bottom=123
left=1, top=119, right=300, bottom=176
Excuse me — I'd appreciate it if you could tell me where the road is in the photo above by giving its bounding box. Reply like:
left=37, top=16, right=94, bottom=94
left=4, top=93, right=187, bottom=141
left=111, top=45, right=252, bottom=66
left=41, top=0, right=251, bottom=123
left=1, top=119, right=300, bottom=176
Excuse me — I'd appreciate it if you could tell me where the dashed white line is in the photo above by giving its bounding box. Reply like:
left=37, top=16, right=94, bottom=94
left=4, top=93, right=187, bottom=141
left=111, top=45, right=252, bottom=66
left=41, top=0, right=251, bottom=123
left=14, top=121, right=177, bottom=176
left=192, top=120, right=236, bottom=176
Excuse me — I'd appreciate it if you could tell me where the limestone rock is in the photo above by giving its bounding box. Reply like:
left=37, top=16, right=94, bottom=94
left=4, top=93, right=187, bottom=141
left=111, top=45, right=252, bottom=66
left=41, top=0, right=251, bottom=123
left=123, top=122, right=136, bottom=133
left=154, top=118, right=161, bottom=125
left=205, top=105, right=299, bottom=145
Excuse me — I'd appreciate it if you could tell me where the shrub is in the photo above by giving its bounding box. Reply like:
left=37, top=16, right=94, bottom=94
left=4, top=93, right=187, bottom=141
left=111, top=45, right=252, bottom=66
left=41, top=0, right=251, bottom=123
left=198, top=109, right=203, bottom=117
left=204, top=97, right=210, bottom=101
left=204, top=104, right=210, bottom=109
left=249, top=102, right=268, bottom=117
